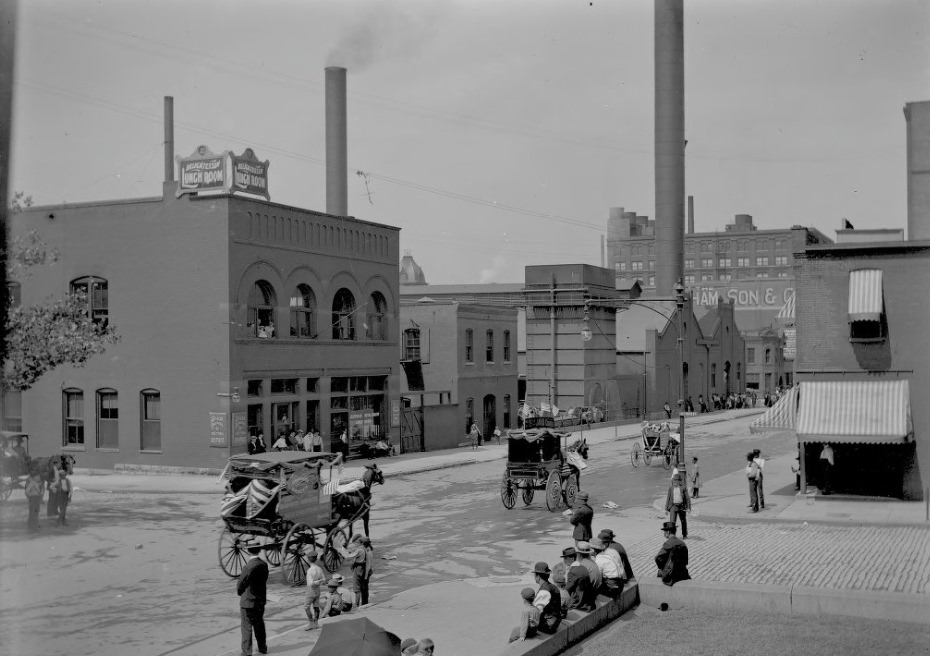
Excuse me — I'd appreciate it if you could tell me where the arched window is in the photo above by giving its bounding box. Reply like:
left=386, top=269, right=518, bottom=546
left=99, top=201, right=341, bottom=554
left=248, top=280, right=277, bottom=338
left=289, top=284, right=316, bottom=338
left=96, top=388, right=119, bottom=449
left=63, top=388, right=84, bottom=446
left=332, top=288, right=356, bottom=340
left=366, top=292, right=387, bottom=340
left=140, top=389, right=161, bottom=451
left=71, top=276, right=109, bottom=326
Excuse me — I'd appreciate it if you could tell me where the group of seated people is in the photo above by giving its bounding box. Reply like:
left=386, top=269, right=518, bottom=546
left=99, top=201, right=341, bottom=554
left=357, top=437, right=394, bottom=459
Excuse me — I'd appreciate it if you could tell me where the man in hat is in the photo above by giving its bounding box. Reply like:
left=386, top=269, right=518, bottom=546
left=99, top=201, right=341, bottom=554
left=598, top=529, right=635, bottom=581
left=665, top=468, right=690, bottom=539
left=319, top=577, right=345, bottom=618
left=303, top=551, right=325, bottom=630
left=237, top=542, right=268, bottom=656
left=349, top=534, right=374, bottom=607
left=565, top=546, right=596, bottom=611
left=689, top=456, right=701, bottom=498
left=550, top=551, right=571, bottom=617
left=530, top=561, right=562, bottom=634
left=575, top=541, right=601, bottom=591
left=655, top=521, right=690, bottom=586
left=590, top=538, right=624, bottom=598
left=752, top=449, right=766, bottom=508
left=508, top=587, right=541, bottom=642
left=568, top=491, right=593, bottom=548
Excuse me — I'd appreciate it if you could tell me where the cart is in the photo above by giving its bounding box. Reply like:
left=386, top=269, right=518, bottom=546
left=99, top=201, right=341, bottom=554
left=500, top=417, right=581, bottom=512
left=217, top=452, right=375, bottom=585
left=0, top=431, right=76, bottom=503
left=630, top=421, right=680, bottom=469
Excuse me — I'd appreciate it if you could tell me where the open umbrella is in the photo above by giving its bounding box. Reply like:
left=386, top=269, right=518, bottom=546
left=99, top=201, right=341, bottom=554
left=308, top=616, right=401, bottom=656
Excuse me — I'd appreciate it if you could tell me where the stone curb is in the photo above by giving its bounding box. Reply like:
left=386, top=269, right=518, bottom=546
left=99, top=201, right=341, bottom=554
left=495, top=584, right=640, bottom=656
left=638, top=578, right=930, bottom=626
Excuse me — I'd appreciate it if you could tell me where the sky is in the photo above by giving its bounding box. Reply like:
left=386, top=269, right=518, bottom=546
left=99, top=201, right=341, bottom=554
left=9, top=0, right=929, bottom=285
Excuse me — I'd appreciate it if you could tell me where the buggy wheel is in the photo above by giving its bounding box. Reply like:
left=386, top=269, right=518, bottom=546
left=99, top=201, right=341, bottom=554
left=500, top=473, right=516, bottom=509
left=521, top=482, right=535, bottom=506
left=217, top=528, right=249, bottom=578
left=323, top=526, right=349, bottom=572
left=563, top=474, right=579, bottom=508
left=545, top=470, right=562, bottom=512
left=263, top=535, right=282, bottom=567
left=282, top=523, right=316, bottom=585
left=0, top=478, right=13, bottom=503
left=630, top=443, right=642, bottom=468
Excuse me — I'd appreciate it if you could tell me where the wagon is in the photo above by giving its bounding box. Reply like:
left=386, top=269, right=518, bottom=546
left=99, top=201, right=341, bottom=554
left=500, top=417, right=582, bottom=512
left=0, top=431, right=76, bottom=503
left=217, top=451, right=381, bottom=585
left=630, top=421, right=680, bottom=469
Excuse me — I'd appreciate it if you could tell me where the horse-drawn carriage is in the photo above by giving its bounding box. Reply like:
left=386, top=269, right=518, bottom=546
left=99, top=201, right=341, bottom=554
left=218, top=451, right=383, bottom=585
left=500, top=417, right=587, bottom=512
left=630, top=421, right=680, bottom=469
left=0, top=431, right=76, bottom=503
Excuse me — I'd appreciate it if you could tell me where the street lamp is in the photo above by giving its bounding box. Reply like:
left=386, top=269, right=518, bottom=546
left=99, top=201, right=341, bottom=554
left=674, top=279, right=686, bottom=473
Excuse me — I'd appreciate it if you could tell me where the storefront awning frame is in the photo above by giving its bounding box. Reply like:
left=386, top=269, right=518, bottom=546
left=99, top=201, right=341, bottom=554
left=796, top=379, right=912, bottom=445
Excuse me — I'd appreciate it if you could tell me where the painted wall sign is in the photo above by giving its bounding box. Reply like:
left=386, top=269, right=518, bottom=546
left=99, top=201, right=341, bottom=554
left=689, top=280, right=794, bottom=310
left=391, top=399, right=400, bottom=427
left=209, top=411, right=228, bottom=447
left=230, top=148, right=271, bottom=200
left=177, top=145, right=227, bottom=196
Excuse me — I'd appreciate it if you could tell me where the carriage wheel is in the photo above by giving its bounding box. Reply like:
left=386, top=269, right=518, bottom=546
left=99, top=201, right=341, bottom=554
left=521, top=482, right=535, bottom=506
left=630, top=443, right=642, bottom=468
left=0, top=478, right=13, bottom=503
left=323, top=526, right=349, bottom=573
left=282, top=523, right=316, bottom=585
left=217, top=528, right=249, bottom=578
left=263, top=535, right=282, bottom=567
left=563, top=474, right=579, bottom=508
left=500, top=473, right=517, bottom=509
left=545, top=470, right=562, bottom=512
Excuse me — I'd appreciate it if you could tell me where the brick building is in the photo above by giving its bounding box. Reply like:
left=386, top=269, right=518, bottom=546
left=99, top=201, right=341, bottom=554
left=5, top=184, right=401, bottom=470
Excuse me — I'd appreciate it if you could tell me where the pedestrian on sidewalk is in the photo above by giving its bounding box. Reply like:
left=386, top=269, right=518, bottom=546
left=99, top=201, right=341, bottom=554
left=664, top=469, right=690, bottom=539
left=753, top=449, right=766, bottom=509
left=508, top=587, right=540, bottom=643
left=819, top=443, right=834, bottom=495
left=655, top=521, right=690, bottom=586
left=746, top=452, right=760, bottom=512
left=236, top=542, right=268, bottom=656
left=25, top=467, right=44, bottom=532
left=664, top=401, right=672, bottom=419
left=494, top=427, right=502, bottom=444
left=469, top=422, right=482, bottom=450
left=689, top=456, right=701, bottom=498
left=303, top=551, right=325, bottom=630
left=531, top=561, right=562, bottom=634
left=791, top=448, right=801, bottom=491
left=567, top=491, right=593, bottom=548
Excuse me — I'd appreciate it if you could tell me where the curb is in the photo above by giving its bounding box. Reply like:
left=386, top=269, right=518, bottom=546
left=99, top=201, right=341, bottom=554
left=638, top=578, right=930, bottom=626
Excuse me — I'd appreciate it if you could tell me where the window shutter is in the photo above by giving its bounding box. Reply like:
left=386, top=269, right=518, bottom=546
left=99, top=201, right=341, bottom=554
left=420, top=329, right=430, bottom=364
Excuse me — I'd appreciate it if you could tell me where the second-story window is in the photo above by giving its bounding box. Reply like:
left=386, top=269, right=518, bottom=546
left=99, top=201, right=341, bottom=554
left=486, top=329, right=494, bottom=363
left=71, top=276, right=108, bottom=326
left=332, top=288, right=356, bottom=340
left=503, top=330, right=511, bottom=362
left=249, top=280, right=276, bottom=338
left=404, top=328, right=421, bottom=361
left=289, top=284, right=316, bottom=338
left=465, top=329, right=474, bottom=363
left=366, top=292, right=387, bottom=341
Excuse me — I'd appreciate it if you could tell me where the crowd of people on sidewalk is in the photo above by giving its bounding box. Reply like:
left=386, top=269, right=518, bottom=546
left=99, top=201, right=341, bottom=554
left=246, top=428, right=394, bottom=459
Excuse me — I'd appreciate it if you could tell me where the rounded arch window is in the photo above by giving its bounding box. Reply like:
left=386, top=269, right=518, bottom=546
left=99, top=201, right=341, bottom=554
left=332, top=288, right=357, bottom=340
left=366, top=291, right=387, bottom=341
left=290, top=284, right=316, bottom=338
left=248, top=280, right=277, bottom=338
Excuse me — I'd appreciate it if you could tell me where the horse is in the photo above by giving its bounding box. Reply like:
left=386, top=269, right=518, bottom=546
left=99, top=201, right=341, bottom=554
left=331, top=463, right=385, bottom=538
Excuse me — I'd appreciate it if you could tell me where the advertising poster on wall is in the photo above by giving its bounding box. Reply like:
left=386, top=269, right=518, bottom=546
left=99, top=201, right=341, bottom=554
left=231, top=412, right=248, bottom=446
left=209, top=412, right=228, bottom=447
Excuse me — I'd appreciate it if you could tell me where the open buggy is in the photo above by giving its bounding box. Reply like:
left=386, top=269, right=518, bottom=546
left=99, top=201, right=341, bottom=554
left=500, top=417, right=587, bottom=512
left=218, top=451, right=383, bottom=585
left=630, top=420, right=680, bottom=469
left=0, top=431, right=76, bottom=503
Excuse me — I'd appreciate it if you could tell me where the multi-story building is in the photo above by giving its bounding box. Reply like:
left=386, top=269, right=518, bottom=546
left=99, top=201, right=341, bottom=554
left=606, top=211, right=831, bottom=393
left=6, top=183, right=401, bottom=470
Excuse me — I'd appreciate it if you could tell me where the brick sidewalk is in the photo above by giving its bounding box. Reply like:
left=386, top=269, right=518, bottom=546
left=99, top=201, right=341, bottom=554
left=626, top=520, right=930, bottom=595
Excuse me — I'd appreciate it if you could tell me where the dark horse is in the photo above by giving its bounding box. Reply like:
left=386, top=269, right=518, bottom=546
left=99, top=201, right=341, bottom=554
left=332, top=463, right=384, bottom=537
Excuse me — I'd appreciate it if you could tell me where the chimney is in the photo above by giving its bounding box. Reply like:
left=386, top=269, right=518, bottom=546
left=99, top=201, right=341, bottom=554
left=164, top=96, right=174, bottom=183
left=654, top=0, right=685, bottom=295
left=688, top=195, right=694, bottom=234
left=325, top=66, right=348, bottom=216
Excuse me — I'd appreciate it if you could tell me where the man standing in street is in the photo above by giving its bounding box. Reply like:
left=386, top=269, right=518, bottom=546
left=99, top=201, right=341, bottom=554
left=237, top=542, right=268, bottom=656
left=303, top=551, right=325, bottom=631
left=349, top=535, right=374, bottom=607
left=752, top=449, right=766, bottom=509
left=689, top=456, right=701, bottom=498
left=24, top=467, right=44, bottom=532
left=746, top=452, right=760, bottom=512
left=655, top=521, right=690, bottom=586
left=819, top=443, right=834, bottom=495
left=665, top=469, right=690, bottom=539
left=568, top=490, right=593, bottom=548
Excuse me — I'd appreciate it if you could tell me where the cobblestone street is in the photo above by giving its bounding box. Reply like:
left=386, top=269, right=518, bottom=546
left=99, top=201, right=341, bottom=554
left=627, top=520, right=930, bottom=595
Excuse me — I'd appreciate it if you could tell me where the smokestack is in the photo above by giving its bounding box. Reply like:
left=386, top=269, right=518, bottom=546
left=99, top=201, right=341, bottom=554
left=325, top=66, right=348, bottom=216
left=688, top=195, right=694, bottom=234
left=654, top=0, right=685, bottom=296
left=164, top=96, right=174, bottom=183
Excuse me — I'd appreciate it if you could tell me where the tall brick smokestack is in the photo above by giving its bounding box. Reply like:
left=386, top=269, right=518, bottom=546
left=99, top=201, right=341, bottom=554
left=654, top=0, right=685, bottom=296
left=325, top=66, right=348, bottom=216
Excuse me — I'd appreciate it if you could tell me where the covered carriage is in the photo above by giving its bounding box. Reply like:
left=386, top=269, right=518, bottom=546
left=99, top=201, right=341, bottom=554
left=500, top=417, right=584, bottom=511
left=630, top=420, right=680, bottom=469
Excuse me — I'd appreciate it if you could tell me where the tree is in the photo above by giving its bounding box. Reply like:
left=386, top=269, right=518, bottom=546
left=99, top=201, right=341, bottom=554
left=3, top=222, right=120, bottom=393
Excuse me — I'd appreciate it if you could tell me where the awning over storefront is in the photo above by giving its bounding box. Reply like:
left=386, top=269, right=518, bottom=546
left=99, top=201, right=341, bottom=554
left=797, top=380, right=912, bottom=444
left=848, top=269, right=883, bottom=322
left=749, top=384, right=799, bottom=434
left=776, top=292, right=795, bottom=321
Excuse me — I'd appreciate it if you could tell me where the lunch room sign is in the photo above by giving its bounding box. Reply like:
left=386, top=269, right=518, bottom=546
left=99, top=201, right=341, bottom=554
left=177, top=145, right=270, bottom=200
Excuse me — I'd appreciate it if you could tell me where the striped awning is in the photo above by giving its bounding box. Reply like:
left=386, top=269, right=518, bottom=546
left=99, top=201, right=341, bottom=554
left=797, top=380, right=912, bottom=444
left=848, top=269, right=883, bottom=322
left=749, top=384, right=799, bottom=434
left=776, top=292, right=795, bottom=321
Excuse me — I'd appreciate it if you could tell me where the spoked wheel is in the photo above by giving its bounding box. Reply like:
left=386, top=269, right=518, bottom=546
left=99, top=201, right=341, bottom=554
left=282, top=523, right=317, bottom=585
left=563, top=474, right=579, bottom=508
left=643, top=449, right=654, bottom=466
left=500, top=473, right=516, bottom=509
left=263, top=535, right=282, bottom=567
left=217, top=528, right=249, bottom=578
left=0, top=478, right=13, bottom=503
left=545, top=470, right=562, bottom=512
left=323, top=526, right=349, bottom=573
left=521, top=482, right=535, bottom=506
left=630, top=443, right=642, bottom=468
